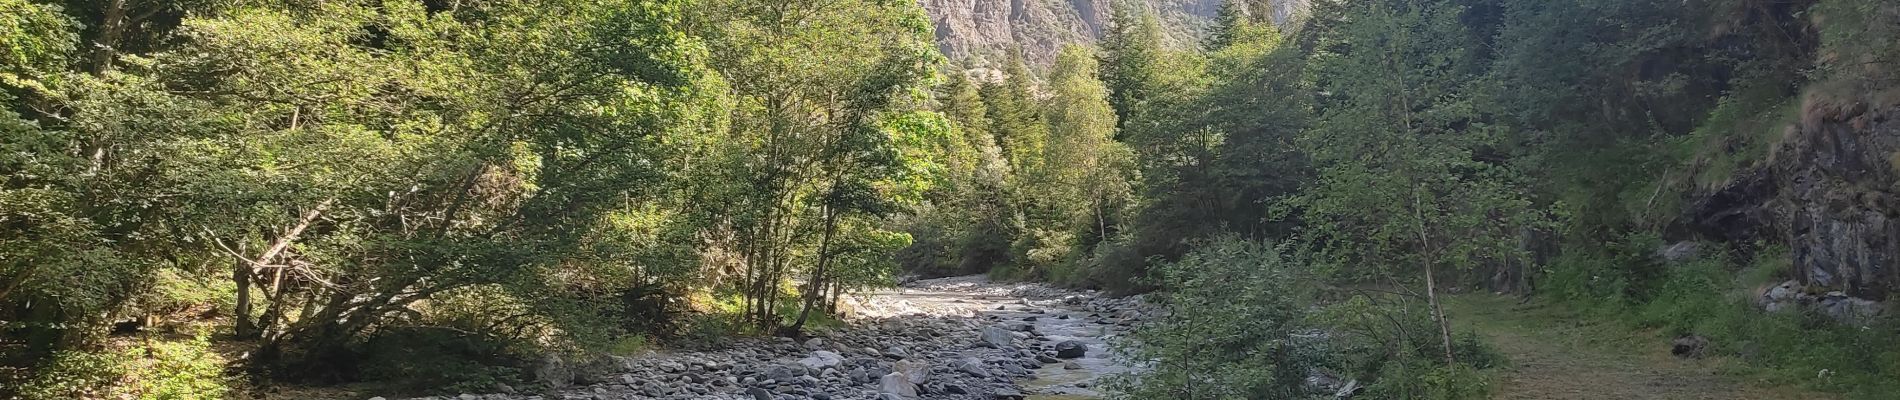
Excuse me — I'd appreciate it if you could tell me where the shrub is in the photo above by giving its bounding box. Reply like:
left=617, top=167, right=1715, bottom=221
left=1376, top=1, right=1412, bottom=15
left=18, top=349, right=128, bottom=400
left=1615, top=249, right=1900, bottom=398
left=19, top=333, right=231, bottom=400
left=1105, top=238, right=1322, bottom=399
left=357, top=326, right=531, bottom=394
left=136, top=334, right=231, bottom=399
left=1316, top=294, right=1499, bottom=400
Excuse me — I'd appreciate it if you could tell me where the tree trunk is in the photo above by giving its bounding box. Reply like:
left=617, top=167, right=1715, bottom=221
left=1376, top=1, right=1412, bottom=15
left=234, top=257, right=257, bottom=338
left=1424, top=262, right=1454, bottom=365
left=790, top=205, right=839, bottom=332
left=91, top=0, right=127, bottom=74
left=1414, top=185, right=1455, bottom=365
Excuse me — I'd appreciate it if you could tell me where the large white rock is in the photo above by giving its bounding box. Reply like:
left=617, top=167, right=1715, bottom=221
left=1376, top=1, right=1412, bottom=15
left=796, top=350, right=844, bottom=370
left=878, top=371, right=919, bottom=399
left=894, top=358, right=930, bottom=385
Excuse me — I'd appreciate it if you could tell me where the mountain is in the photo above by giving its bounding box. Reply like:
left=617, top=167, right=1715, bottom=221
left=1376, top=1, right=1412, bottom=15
left=921, top=0, right=1223, bottom=68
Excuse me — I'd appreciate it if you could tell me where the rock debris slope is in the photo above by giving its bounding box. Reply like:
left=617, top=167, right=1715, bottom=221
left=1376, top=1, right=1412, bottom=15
left=922, top=0, right=1299, bottom=68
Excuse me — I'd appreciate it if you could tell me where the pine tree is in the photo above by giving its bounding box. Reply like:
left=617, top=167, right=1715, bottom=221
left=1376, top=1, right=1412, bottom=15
left=981, top=52, right=1049, bottom=175
left=1097, top=3, right=1164, bottom=134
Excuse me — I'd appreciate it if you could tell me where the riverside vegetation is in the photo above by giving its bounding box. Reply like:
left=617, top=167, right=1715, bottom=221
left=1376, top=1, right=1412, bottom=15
left=3, top=0, right=1900, bottom=399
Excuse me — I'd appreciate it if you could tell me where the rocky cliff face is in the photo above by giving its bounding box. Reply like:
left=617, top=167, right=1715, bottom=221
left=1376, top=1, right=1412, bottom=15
left=922, top=0, right=1287, bottom=68
left=1775, top=98, right=1900, bottom=300
left=1691, top=96, right=1900, bottom=301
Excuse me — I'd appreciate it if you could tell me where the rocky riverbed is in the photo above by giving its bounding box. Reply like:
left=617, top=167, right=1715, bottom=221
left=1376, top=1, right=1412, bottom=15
left=389, top=276, right=1147, bottom=400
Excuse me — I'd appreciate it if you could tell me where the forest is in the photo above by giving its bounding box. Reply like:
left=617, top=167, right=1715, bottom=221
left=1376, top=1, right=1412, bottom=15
left=3, top=0, right=1899, bottom=398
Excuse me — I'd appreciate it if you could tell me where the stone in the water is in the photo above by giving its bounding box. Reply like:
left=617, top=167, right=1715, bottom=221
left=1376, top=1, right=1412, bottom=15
left=1054, top=340, right=1088, bottom=359
left=979, top=325, right=1014, bottom=349
left=1062, top=361, right=1082, bottom=370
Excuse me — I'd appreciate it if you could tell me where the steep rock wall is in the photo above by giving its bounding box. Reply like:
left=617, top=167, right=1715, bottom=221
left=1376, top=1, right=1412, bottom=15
left=1691, top=98, right=1900, bottom=300
left=1778, top=99, right=1900, bottom=299
left=921, top=0, right=1238, bottom=67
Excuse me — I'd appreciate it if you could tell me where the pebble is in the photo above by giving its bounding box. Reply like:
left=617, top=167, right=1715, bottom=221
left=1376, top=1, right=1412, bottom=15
left=378, top=275, right=1150, bottom=400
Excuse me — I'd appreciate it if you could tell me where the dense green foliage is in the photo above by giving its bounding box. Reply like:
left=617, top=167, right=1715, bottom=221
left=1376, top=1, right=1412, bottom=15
left=5, top=0, right=1900, bottom=396
left=0, top=0, right=953, bottom=394
left=1104, top=238, right=1324, bottom=399
left=1097, top=0, right=1900, bottom=397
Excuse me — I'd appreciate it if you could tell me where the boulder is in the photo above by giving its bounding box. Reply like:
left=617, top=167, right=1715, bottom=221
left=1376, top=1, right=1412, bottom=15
left=1760, top=280, right=1801, bottom=312
left=1817, top=292, right=1886, bottom=324
left=979, top=325, right=1015, bottom=349
left=1671, top=335, right=1709, bottom=359
left=797, top=350, right=845, bottom=370
left=956, top=358, right=991, bottom=377
left=883, top=346, right=910, bottom=359
left=746, top=387, right=774, bottom=400
left=894, top=359, right=930, bottom=385
left=878, top=371, right=918, bottom=399
left=1054, top=340, right=1087, bottom=359
left=991, top=387, right=1025, bottom=399
left=1656, top=241, right=1702, bottom=262
left=533, top=354, right=576, bottom=388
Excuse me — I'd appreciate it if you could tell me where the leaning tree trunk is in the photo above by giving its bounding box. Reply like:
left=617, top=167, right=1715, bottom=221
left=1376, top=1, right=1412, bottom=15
left=1415, top=186, right=1455, bottom=365
left=1424, top=261, right=1454, bottom=365
left=790, top=205, right=839, bottom=332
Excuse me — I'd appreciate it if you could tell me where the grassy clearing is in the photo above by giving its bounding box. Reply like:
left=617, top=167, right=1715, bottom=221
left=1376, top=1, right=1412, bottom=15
left=1446, top=294, right=1836, bottom=400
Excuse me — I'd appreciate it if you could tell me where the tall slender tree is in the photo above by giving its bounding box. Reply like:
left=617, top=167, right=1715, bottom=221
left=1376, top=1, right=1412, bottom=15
left=1298, top=0, right=1544, bottom=365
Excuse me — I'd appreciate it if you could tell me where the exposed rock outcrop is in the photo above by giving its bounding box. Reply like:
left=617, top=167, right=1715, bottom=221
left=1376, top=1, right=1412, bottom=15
left=919, top=0, right=1309, bottom=68
left=1778, top=99, right=1900, bottom=300
left=1689, top=96, right=1900, bottom=303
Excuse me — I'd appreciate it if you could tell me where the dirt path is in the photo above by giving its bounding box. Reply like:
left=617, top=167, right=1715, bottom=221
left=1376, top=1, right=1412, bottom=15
left=1447, top=295, right=1833, bottom=400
